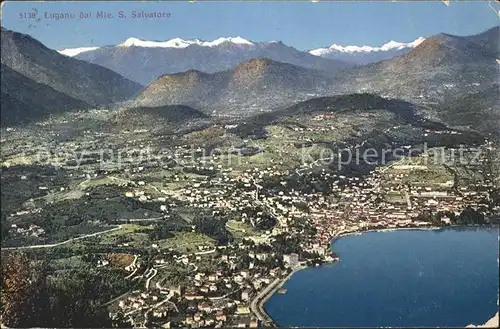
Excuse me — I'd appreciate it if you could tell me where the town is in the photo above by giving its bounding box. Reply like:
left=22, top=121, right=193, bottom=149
left=5, top=128, right=497, bottom=327
left=100, top=140, right=497, bottom=328
left=1, top=110, right=499, bottom=328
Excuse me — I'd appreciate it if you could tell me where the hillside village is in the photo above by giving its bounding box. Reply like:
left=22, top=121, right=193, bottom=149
left=32, top=136, right=493, bottom=328
left=1, top=11, right=499, bottom=329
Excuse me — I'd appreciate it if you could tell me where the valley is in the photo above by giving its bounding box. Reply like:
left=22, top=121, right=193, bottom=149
left=1, top=91, right=498, bottom=327
left=0, top=11, right=498, bottom=329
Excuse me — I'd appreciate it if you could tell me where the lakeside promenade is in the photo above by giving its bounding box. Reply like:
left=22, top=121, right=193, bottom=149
left=250, top=225, right=498, bottom=327
left=249, top=226, right=444, bottom=326
left=250, top=264, right=306, bottom=326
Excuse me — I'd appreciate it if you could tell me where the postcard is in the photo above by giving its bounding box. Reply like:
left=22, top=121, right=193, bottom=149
left=1, top=1, right=499, bottom=328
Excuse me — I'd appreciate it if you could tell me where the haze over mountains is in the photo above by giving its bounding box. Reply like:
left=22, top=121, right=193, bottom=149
left=66, top=36, right=348, bottom=85
left=135, top=58, right=333, bottom=116
left=334, top=26, right=499, bottom=105
left=59, top=36, right=432, bottom=85
left=309, top=37, right=426, bottom=65
left=1, top=64, right=88, bottom=124
left=1, top=29, right=142, bottom=105
left=1, top=28, right=142, bottom=124
left=132, top=26, right=499, bottom=125
left=1, top=25, right=498, bottom=135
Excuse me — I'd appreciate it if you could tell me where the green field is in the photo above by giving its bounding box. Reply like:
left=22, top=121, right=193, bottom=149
left=157, top=232, right=216, bottom=253
left=225, top=219, right=259, bottom=240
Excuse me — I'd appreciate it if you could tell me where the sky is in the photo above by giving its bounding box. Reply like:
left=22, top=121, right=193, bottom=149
left=1, top=1, right=498, bottom=51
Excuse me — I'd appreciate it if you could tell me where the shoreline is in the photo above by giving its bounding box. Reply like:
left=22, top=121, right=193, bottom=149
left=328, top=224, right=499, bottom=250
left=254, top=224, right=498, bottom=327
left=329, top=225, right=445, bottom=246
left=251, top=264, right=306, bottom=326
left=254, top=225, right=443, bottom=326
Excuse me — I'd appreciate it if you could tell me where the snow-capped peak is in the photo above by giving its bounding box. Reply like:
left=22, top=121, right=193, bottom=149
left=380, top=40, right=406, bottom=51
left=58, top=36, right=255, bottom=56
left=58, top=46, right=100, bottom=57
left=204, top=37, right=254, bottom=47
left=119, top=37, right=197, bottom=48
left=119, top=36, right=254, bottom=48
left=309, top=37, right=426, bottom=56
left=408, top=37, right=426, bottom=48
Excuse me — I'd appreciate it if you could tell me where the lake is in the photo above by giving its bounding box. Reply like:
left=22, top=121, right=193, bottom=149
left=265, top=227, right=499, bottom=327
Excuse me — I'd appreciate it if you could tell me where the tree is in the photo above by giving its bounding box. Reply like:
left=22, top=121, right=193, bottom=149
left=457, top=207, right=486, bottom=225
left=1, top=215, right=9, bottom=243
left=46, top=279, right=112, bottom=328
left=1, top=252, right=48, bottom=327
left=1, top=252, right=115, bottom=328
left=193, top=216, right=232, bottom=244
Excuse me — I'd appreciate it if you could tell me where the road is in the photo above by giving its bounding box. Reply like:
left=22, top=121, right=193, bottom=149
left=128, top=254, right=139, bottom=268
left=193, top=248, right=217, bottom=255
left=209, top=287, right=243, bottom=301
left=155, top=278, right=166, bottom=290
left=379, top=157, right=407, bottom=173
left=145, top=268, right=158, bottom=290
left=117, top=216, right=164, bottom=222
left=2, top=225, right=123, bottom=250
left=125, top=266, right=139, bottom=280
left=250, top=277, right=280, bottom=323
left=225, top=223, right=246, bottom=233
left=3, top=212, right=167, bottom=250
left=404, top=190, right=412, bottom=209
left=126, top=290, right=178, bottom=326
left=250, top=264, right=306, bottom=324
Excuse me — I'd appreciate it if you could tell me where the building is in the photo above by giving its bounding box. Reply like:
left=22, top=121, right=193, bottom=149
left=241, top=288, right=252, bottom=301
left=283, top=253, right=299, bottom=267
left=236, top=306, right=251, bottom=315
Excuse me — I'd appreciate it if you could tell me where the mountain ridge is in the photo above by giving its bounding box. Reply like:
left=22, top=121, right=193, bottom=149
left=333, top=26, right=499, bottom=100
left=1, top=64, right=89, bottom=125
left=70, top=37, right=349, bottom=85
left=60, top=35, right=425, bottom=56
left=135, top=58, right=334, bottom=116
left=60, top=35, right=428, bottom=69
left=1, top=28, right=143, bottom=107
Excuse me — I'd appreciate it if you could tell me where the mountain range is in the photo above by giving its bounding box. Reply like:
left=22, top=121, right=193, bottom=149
left=336, top=26, right=499, bottom=135
left=334, top=26, right=499, bottom=104
left=67, top=36, right=347, bottom=85
left=1, top=28, right=142, bottom=124
left=1, top=64, right=88, bottom=124
left=309, top=37, right=426, bottom=65
left=104, top=104, right=209, bottom=134
left=134, top=26, right=498, bottom=124
left=59, top=36, right=433, bottom=85
left=1, top=25, right=498, bottom=134
left=135, top=58, right=333, bottom=116
left=1, top=28, right=142, bottom=107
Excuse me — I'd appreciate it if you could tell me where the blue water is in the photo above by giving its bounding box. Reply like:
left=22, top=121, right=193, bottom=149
left=265, top=227, right=499, bottom=327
